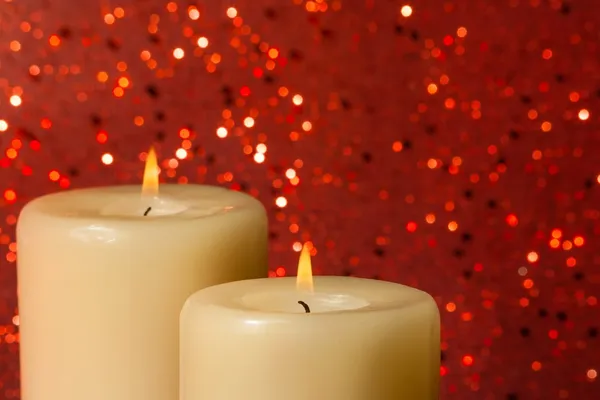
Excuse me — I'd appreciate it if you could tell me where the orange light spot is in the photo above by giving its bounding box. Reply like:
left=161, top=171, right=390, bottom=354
left=4, top=190, right=16, bottom=202
left=448, top=221, right=458, bottom=231
left=49, top=35, right=61, bottom=47
left=101, top=153, right=113, bottom=165
left=523, top=279, right=534, bottom=289
left=427, top=83, right=438, bottom=94
left=113, top=87, right=124, bottom=97
left=179, top=128, right=191, bottom=139
left=9, top=95, right=22, bottom=107
left=306, top=1, right=317, bottom=12
left=551, top=229, right=562, bottom=239
left=10, top=40, right=21, bottom=52
left=446, top=302, right=456, bottom=312
left=133, top=116, right=144, bottom=126
left=302, top=121, right=312, bottom=131
left=457, top=27, right=467, bottom=37
left=578, top=109, right=590, bottom=121
left=462, top=355, right=474, bottom=366
left=526, top=252, right=539, bottom=263
left=278, top=87, right=289, bottom=97
left=292, top=94, right=303, bottom=105
left=528, top=109, right=538, bottom=120
left=97, top=71, right=108, bottom=82
left=275, top=196, right=287, bottom=208
left=29, top=65, right=41, bottom=76
left=197, top=37, right=209, bottom=48
left=255, top=144, right=267, bottom=154
left=49, top=170, right=60, bottom=181
left=104, top=13, right=115, bottom=25
left=566, top=257, right=576, bottom=267
left=285, top=169, right=297, bottom=179
left=574, top=236, right=584, bottom=247
left=188, top=7, right=200, bottom=20
left=216, top=127, right=228, bottom=138
left=226, top=7, right=237, bottom=18
left=168, top=158, right=178, bottom=169
left=118, top=77, right=130, bottom=88
left=541, top=121, right=552, bottom=132
left=244, top=117, right=255, bottom=128
left=175, top=148, right=187, bottom=159
left=531, top=361, right=542, bottom=371
left=114, top=7, right=125, bottom=18
left=173, top=48, right=185, bottom=59
left=166, top=2, right=177, bottom=12
left=254, top=153, right=265, bottom=163
left=392, top=141, right=403, bottom=152
left=400, top=5, right=413, bottom=17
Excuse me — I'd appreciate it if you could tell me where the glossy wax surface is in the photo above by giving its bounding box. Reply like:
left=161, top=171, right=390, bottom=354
left=180, top=276, right=440, bottom=400
left=17, top=184, right=268, bottom=400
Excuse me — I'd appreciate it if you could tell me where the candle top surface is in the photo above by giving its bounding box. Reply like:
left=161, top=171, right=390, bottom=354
left=21, top=184, right=264, bottom=222
left=185, top=276, right=435, bottom=316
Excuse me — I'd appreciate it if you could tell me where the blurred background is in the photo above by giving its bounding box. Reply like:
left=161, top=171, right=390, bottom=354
left=1, top=0, right=599, bottom=398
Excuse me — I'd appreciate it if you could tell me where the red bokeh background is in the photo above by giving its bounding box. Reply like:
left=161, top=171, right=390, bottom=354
left=1, top=1, right=600, bottom=398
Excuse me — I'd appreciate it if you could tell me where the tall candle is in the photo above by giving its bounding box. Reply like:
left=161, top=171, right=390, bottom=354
left=180, top=245, right=440, bottom=400
left=17, top=149, right=268, bottom=400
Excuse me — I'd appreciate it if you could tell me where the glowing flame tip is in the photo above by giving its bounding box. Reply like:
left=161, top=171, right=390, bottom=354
left=142, top=146, right=159, bottom=197
left=296, top=243, right=314, bottom=292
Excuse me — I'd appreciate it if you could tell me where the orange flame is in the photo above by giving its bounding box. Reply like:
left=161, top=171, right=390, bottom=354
left=142, top=146, right=159, bottom=197
left=296, top=243, right=314, bottom=292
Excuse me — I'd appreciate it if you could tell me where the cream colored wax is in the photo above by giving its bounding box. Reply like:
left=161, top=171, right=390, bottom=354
left=180, top=249, right=440, bottom=400
left=17, top=181, right=267, bottom=400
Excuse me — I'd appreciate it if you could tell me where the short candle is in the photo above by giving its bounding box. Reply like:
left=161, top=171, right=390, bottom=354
left=17, top=148, right=268, bottom=400
left=180, top=245, right=440, bottom=400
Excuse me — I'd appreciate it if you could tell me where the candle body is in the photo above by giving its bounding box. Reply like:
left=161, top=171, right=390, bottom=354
left=17, top=185, right=268, bottom=400
left=180, top=277, right=440, bottom=400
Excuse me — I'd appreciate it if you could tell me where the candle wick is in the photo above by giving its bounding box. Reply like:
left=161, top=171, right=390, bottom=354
left=297, top=300, right=311, bottom=314
left=144, top=207, right=152, bottom=216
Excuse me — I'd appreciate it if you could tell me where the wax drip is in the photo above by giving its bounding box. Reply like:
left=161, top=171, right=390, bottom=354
left=298, top=300, right=311, bottom=313
left=144, top=207, right=152, bottom=216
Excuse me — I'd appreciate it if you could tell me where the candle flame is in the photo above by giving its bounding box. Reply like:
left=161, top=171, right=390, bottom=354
left=142, top=146, right=159, bottom=197
left=296, top=243, right=314, bottom=292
